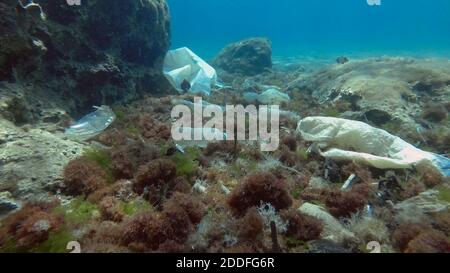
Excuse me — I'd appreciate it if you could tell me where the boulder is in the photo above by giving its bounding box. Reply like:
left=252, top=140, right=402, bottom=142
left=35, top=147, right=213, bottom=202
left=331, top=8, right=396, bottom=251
left=213, top=38, right=272, bottom=76
left=394, top=189, right=450, bottom=215
left=288, top=57, right=450, bottom=132
left=0, top=119, right=85, bottom=202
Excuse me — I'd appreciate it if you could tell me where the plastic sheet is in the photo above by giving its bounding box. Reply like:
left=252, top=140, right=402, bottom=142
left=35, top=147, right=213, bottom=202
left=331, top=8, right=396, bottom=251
left=297, top=116, right=450, bottom=176
left=163, top=47, right=217, bottom=96
left=65, top=105, right=116, bottom=141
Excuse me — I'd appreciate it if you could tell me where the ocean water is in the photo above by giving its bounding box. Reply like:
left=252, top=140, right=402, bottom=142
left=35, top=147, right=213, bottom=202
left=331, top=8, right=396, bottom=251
left=168, top=0, right=450, bottom=60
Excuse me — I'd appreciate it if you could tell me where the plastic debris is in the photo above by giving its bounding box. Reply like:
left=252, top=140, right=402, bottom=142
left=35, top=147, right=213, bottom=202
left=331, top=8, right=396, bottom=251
left=175, top=144, right=185, bottom=154
left=192, top=179, right=208, bottom=194
left=0, top=192, right=20, bottom=217
left=220, top=182, right=231, bottom=195
left=257, top=88, right=291, bottom=104
left=365, top=204, right=374, bottom=218
left=18, top=0, right=46, bottom=20
left=341, top=173, right=356, bottom=191
left=297, top=117, right=450, bottom=176
left=214, top=81, right=233, bottom=90
left=163, top=47, right=217, bottom=96
left=65, top=105, right=116, bottom=141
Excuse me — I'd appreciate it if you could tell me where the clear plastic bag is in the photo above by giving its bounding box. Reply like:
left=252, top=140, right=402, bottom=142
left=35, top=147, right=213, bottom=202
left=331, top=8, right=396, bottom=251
left=65, top=105, right=116, bottom=141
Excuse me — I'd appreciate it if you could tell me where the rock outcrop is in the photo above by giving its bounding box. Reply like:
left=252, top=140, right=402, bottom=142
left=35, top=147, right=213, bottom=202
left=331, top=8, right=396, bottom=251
left=299, top=202, right=357, bottom=244
left=0, top=0, right=171, bottom=209
left=0, top=118, right=85, bottom=210
left=0, top=0, right=172, bottom=118
left=213, top=38, right=272, bottom=76
left=288, top=57, right=450, bottom=132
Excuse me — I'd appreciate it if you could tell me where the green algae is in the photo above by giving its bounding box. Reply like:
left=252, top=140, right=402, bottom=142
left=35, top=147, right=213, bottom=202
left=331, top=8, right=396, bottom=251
left=171, top=147, right=200, bottom=177
left=120, top=199, right=153, bottom=216
left=54, top=197, right=99, bottom=225
left=83, top=148, right=114, bottom=183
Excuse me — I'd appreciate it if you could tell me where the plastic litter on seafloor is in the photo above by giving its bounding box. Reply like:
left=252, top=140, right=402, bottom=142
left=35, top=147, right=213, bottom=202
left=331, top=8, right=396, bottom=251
left=214, top=81, right=234, bottom=91
left=163, top=47, right=217, bottom=96
left=243, top=88, right=291, bottom=105
left=257, top=88, right=291, bottom=104
left=341, top=174, right=356, bottom=191
left=297, top=116, right=450, bottom=177
left=65, top=105, right=116, bottom=141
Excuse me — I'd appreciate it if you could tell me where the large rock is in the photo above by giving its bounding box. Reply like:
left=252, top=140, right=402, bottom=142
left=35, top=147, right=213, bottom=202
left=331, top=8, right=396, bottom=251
left=394, top=189, right=450, bottom=215
left=0, top=119, right=85, bottom=203
left=0, top=82, right=70, bottom=127
left=288, top=57, right=450, bottom=131
left=213, top=38, right=272, bottom=76
left=0, top=0, right=172, bottom=117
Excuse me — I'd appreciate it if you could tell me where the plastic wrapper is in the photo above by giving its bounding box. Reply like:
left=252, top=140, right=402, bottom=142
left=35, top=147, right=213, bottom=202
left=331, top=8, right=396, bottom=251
left=163, top=47, right=217, bottom=96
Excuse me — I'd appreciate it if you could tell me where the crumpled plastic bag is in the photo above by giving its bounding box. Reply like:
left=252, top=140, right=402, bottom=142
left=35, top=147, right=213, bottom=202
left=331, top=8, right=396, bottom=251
left=297, top=116, right=450, bottom=177
left=65, top=105, right=116, bottom=141
left=163, top=47, right=217, bottom=96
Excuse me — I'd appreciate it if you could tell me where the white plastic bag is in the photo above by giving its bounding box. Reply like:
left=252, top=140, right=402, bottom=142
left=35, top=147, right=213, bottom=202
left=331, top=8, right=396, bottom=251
left=297, top=117, right=449, bottom=176
left=65, top=105, right=116, bottom=141
left=243, top=89, right=291, bottom=105
left=257, top=88, right=291, bottom=104
left=163, top=47, right=217, bottom=96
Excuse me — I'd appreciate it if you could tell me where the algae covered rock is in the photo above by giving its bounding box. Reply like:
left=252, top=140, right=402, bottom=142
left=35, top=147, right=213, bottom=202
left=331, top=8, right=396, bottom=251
left=0, top=119, right=85, bottom=201
left=289, top=57, right=450, bottom=131
left=0, top=0, right=172, bottom=116
left=213, top=38, right=272, bottom=76
left=394, top=189, right=450, bottom=214
left=298, top=202, right=357, bottom=244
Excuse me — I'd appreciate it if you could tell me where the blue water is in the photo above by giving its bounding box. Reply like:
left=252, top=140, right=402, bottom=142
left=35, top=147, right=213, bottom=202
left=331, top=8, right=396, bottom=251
left=168, top=0, right=450, bottom=60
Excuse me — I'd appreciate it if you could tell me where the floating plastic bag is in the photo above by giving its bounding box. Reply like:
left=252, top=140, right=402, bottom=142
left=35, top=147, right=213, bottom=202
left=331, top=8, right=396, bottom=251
left=65, top=105, right=116, bottom=141
left=163, top=47, right=217, bottom=96
left=297, top=117, right=450, bottom=176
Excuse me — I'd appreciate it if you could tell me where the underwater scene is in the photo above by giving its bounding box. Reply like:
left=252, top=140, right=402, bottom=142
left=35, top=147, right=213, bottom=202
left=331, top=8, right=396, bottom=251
left=0, top=0, right=449, bottom=256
